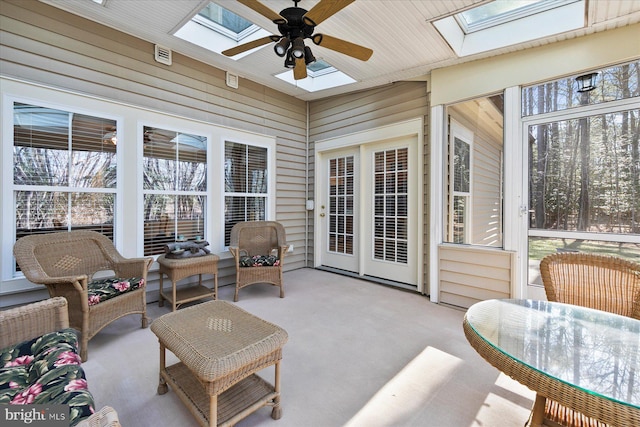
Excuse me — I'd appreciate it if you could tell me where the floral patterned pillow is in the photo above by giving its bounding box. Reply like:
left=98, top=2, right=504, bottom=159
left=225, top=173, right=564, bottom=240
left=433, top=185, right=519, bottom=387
left=0, top=329, right=95, bottom=426
left=87, top=277, right=145, bottom=306
left=239, top=255, right=280, bottom=267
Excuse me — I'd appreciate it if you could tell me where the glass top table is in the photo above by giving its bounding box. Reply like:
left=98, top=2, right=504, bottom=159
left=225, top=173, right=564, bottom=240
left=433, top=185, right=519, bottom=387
left=463, top=299, right=640, bottom=426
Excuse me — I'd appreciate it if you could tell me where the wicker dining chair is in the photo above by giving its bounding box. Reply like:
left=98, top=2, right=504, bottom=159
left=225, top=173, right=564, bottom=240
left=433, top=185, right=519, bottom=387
left=229, top=221, right=287, bottom=302
left=535, top=252, right=640, bottom=427
left=13, top=230, right=153, bottom=361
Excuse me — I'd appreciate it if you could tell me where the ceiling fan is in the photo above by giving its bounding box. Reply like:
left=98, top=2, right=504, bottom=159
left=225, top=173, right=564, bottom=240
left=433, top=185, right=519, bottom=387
left=221, top=0, right=373, bottom=80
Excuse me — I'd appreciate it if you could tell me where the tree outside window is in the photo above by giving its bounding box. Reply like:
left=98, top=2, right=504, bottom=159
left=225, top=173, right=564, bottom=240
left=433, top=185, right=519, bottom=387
left=142, top=126, right=207, bottom=255
left=524, top=60, right=639, bottom=266
left=13, top=102, right=117, bottom=272
left=224, top=141, right=268, bottom=246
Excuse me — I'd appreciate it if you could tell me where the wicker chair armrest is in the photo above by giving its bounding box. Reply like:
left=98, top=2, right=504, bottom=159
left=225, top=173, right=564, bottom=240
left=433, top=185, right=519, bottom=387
left=229, top=246, right=241, bottom=265
left=113, top=257, right=153, bottom=279
left=0, top=297, right=69, bottom=349
left=36, top=274, right=88, bottom=288
left=76, top=406, right=121, bottom=427
left=278, top=245, right=288, bottom=261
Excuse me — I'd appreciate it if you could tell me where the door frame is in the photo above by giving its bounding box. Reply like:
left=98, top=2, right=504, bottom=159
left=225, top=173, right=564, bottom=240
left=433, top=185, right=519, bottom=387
left=313, top=118, right=425, bottom=293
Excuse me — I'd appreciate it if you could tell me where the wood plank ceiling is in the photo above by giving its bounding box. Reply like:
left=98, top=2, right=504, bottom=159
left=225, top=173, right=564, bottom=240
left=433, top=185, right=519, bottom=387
left=39, top=0, right=640, bottom=101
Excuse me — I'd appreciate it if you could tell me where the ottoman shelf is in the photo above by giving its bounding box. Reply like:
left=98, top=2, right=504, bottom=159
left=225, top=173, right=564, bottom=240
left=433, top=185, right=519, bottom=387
left=160, top=363, right=280, bottom=427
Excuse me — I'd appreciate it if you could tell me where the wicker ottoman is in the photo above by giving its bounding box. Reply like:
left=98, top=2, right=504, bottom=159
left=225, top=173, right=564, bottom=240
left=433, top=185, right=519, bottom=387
left=150, top=300, right=288, bottom=427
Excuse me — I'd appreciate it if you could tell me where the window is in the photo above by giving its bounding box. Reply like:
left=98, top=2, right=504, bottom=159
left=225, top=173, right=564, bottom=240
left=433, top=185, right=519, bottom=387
left=373, top=148, right=408, bottom=263
left=452, top=137, right=471, bottom=244
left=196, top=2, right=257, bottom=40
left=13, top=102, right=118, bottom=269
left=433, top=0, right=584, bottom=57
left=445, top=97, right=505, bottom=248
left=274, top=58, right=356, bottom=92
left=329, top=155, right=354, bottom=255
left=142, top=126, right=207, bottom=256
left=524, top=61, right=640, bottom=284
left=174, top=2, right=269, bottom=59
left=224, top=141, right=268, bottom=246
left=522, top=61, right=640, bottom=116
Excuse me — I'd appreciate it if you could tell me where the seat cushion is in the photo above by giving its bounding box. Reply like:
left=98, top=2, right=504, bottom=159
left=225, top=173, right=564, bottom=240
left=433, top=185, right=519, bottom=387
left=0, top=329, right=95, bottom=426
left=239, top=255, right=280, bottom=267
left=87, top=277, right=145, bottom=306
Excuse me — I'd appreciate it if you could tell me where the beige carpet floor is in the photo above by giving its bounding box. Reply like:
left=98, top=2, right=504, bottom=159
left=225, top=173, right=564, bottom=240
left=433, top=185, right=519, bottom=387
left=82, top=268, right=535, bottom=427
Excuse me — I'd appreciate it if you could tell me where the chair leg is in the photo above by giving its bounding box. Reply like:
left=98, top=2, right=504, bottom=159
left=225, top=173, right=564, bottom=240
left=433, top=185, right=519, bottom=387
left=80, top=338, right=89, bottom=362
left=234, top=285, right=239, bottom=302
left=141, top=313, right=149, bottom=328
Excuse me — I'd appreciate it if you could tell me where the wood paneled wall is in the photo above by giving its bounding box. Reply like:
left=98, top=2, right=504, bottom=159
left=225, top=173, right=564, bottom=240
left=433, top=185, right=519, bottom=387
left=439, top=245, right=515, bottom=309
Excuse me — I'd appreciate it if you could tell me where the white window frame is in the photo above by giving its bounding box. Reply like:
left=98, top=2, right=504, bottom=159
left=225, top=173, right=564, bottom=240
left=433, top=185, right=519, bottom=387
left=1, top=78, right=276, bottom=301
left=222, top=137, right=275, bottom=248
left=140, top=123, right=209, bottom=257
left=448, top=119, right=474, bottom=244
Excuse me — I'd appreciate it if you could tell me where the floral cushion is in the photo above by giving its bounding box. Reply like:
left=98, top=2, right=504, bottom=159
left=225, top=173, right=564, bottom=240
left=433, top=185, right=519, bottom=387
left=0, top=329, right=95, bottom=426
left=87, top=277, right=145, bottom=306
left=239, top=255, right=280, bottom=267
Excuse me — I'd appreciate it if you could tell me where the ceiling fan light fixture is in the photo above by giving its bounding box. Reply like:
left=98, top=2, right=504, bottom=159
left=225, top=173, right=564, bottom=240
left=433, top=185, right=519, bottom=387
left=291, top=37, right=305, bottom=59
left=274, top=37, right=290, bottom=57
left=284, top=50, right=296, bottom=68
left=304, top=46, right=316, bottom=65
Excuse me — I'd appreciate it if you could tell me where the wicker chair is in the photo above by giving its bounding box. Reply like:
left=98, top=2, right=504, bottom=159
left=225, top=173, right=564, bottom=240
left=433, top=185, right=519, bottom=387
left=0, top=297, right=121, bottom=426
left=535, top=252, right=640, bottom=427
left=229, top=221, right=287, bottom=302
left=13, top=230, right=153, bottom=361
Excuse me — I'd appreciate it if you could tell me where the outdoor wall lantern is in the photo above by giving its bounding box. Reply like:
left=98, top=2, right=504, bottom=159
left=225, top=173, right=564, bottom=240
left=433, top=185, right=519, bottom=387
left=576, top=72, right=598, bottom=92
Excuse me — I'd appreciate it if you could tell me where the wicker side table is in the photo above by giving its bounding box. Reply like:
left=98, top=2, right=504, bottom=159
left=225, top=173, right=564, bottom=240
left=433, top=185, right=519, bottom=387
left=150, top=300, right=288, bottom=427
left=157, top=253, right=219, bottom=311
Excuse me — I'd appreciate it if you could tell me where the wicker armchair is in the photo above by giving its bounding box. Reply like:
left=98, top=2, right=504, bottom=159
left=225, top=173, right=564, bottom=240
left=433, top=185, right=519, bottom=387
left=13, top=230, right=153, bottom=361
left=0, top=297, right=121, bottom=426
left=536, top=252, right=640, bottom=427
left=229, top=221, right=287, bottom=302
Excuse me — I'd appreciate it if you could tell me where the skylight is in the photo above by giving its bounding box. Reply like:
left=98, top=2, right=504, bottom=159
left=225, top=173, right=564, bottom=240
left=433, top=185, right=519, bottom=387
left=196, top=3, right=255, bottom=40
left=174, top=2, right=270, bottom=59
left=433, top=0, right=585, bottom=57
left=275, top=59, right=355, bottom=92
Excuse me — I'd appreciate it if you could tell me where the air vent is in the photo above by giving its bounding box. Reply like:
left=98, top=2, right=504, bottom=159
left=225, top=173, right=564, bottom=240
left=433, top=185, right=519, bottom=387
left=154, top=45, right=172, bottom=65
left=226, top=72, right=239, bottom=89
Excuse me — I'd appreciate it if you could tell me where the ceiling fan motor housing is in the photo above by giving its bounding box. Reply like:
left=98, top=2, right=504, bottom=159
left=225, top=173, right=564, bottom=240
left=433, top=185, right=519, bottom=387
left=277, top=7, right=315, bottom=39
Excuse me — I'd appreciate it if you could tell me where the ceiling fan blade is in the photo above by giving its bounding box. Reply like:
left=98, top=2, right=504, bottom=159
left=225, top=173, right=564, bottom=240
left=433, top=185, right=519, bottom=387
left=293, top=58, right=307, bottom=80
left=311, top=34, right=373, bottom=61
left=303, top=0, right=355, bottom=26
left=222, top=35, right=279, bottom=57
left=237, top=0, right=286, bottom=24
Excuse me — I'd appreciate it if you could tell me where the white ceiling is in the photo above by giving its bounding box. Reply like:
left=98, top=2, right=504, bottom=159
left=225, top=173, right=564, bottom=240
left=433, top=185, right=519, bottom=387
left=40, top=0, right=640, bottom=101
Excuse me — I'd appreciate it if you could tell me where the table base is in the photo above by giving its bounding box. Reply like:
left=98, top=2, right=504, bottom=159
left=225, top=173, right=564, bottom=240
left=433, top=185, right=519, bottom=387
left=159, top=283, right=215, bottom=310
left=158, top=361, right=282, bottom=427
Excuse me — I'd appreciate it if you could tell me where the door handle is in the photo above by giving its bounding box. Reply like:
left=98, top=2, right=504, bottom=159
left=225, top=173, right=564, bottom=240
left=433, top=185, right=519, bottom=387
left=319, top=213, right=325, bottom=217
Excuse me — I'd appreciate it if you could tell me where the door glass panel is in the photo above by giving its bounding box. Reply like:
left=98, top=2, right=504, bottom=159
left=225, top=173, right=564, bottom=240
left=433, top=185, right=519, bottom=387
left=328, top=156, right=354, bottom=254
left=373, top=148, right=409, bottom=264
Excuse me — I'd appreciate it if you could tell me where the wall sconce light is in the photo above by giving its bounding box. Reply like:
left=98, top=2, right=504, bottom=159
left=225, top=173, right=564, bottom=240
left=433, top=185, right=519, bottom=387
left=576, top=72, right=598, bottom=92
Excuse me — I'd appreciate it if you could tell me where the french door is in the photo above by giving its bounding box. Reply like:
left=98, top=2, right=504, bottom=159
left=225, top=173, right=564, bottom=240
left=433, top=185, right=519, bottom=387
left=318, top=137, right=419, bottom=287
